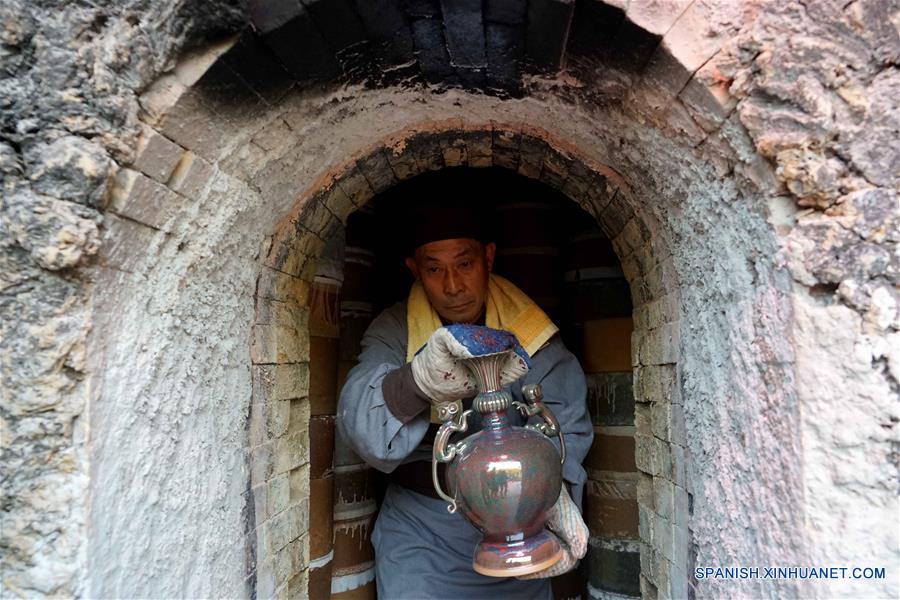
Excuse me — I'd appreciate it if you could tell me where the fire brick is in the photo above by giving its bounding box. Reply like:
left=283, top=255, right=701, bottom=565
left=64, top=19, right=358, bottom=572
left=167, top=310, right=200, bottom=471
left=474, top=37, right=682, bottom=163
left=353, top=0, right=415, bottom=64
left=219, top=31, right=294, bottom=104
left=525, top=0, right=575, bottom=71
left=259, top=10, right=341, bottom=80
left=440, top=0, right=486, bottom=70
left=410, top=16, right=454, bottom=83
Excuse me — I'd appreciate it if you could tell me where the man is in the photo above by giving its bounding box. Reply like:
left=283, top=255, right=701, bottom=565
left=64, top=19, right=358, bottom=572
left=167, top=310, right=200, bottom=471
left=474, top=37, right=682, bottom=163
left=337, top=175, right=593, bottom=598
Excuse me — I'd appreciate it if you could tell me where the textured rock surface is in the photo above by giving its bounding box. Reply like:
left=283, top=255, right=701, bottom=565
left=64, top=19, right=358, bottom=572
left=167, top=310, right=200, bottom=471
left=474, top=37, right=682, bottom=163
left=1, top=0, right=897, bottom=598
left=723, top=2, right=899, bottom=596
left=0, top=0, right=244, bottom=596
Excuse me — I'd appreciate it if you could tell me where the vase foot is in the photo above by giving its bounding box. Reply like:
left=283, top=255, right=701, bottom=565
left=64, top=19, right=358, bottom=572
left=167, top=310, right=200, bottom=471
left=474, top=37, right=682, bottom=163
left=472, top=530, right=563, bottom=578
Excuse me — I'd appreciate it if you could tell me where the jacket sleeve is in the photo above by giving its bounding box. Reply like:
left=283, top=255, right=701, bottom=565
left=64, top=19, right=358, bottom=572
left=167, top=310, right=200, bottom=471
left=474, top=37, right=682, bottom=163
left=512, top=334, right=593, bottom=507
left=336, top=304, right=431, bottom=473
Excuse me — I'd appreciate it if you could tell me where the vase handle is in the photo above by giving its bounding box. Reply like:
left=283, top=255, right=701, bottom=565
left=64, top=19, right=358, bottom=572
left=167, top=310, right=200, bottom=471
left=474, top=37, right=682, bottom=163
left=519, top=383, right=566, bottom=465
left=432, top=408, right=473, bottom=513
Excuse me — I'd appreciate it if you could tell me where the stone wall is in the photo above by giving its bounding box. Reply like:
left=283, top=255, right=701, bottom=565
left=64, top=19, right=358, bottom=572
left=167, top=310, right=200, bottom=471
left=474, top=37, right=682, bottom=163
left=1, top=1, right=245, bottom=596
left=727, top=3, right=899, bottom=596
left=1, top=1, right=896, bottom=599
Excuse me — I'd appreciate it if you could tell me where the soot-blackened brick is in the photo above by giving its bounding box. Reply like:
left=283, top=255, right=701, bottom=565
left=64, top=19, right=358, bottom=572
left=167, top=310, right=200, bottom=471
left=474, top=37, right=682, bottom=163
left=485, top=0, right=527, bottom=25
left=356, top=151, right=397, bottom=194
left=491, top=127, right=522, bottom=170
left=247, top=0, right=304, bottom=34
left=302, top=0, right=367, bottom=54
left=407, top=133, right=445, bottom=171
left=437, top=131, right=468, bottom=166
left=301, top=0, right=373, bottom=82
left=261, top=12, right=341, bottom=80
left=486, top=22, right=524, bottom=89
left=457, top=67, right=487, bottom=88
left=409, top=17, right=453, bottom=83
left=219, top=31, right=294, bottom=104
left=193, top=60, right=266, bottom=118
left=569, top=0, right=624, bottom=58
left=517, top=137, right=548, bottom=179
left=525, top=0, right=575, bottom=71
left=607, top=17, right=661, bottom=73
left=353, top=0, right=414, bottom=65
left=541, top=149, right=572, bottom=189
left=586, top=545, right=641, bottom=597
left=403, top=0, right=441, bottom=18
left=440, top=0, right=485, bottom=69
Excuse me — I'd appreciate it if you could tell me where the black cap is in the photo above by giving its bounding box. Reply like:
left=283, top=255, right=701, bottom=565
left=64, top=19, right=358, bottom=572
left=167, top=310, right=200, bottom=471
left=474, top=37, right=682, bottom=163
left=384, top=169, right=495, bottom=256
left=405, top=199, right=491, bottom=255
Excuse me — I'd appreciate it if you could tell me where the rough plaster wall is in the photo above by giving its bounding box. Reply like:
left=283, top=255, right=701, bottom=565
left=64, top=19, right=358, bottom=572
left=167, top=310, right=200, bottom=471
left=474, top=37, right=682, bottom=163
left=87, top=169, right=263, bottom=597
left=0, top=1, right=244, bottom=596
left=614, top=125, right=804, bottom=597
left=793, top=298, right=898, bottom=593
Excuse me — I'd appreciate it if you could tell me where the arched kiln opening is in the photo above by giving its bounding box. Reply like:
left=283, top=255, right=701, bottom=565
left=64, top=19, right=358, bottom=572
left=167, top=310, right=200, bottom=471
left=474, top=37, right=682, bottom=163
left=83, top=2, right=806, bottom=598
left=290, top=167, right=644, bottom=598
left=252, top=127, right=694, bottom=598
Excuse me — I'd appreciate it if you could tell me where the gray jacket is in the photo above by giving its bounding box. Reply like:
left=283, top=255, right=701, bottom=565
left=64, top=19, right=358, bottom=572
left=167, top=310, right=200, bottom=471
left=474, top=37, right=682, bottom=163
left=337, top=301, right=593, bottom=505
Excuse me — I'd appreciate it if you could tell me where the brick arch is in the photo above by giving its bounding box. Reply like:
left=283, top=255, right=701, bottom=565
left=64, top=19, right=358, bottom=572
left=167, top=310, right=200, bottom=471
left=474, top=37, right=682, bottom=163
left=252, top=122, right=684, bottom=596
left=269, top=123, right=643, bottom=265
left=89, top=4, right=803, bottom=598
left=159, top=0, right=756, bottom=174
left=237, top=0, right=748, bottom=125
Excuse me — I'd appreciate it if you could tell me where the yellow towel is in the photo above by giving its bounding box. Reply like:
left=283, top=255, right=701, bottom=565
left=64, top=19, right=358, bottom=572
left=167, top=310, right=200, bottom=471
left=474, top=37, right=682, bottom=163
left=406, top=273, right=558, bottom=363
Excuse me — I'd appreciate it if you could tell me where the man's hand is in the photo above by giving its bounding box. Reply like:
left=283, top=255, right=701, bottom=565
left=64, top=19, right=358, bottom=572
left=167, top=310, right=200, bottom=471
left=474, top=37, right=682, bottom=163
left=411, top=326, right=531, bottom=404
left=519, top=486, right=588, bottom=580
left=411, top=327, right=477, bottom=403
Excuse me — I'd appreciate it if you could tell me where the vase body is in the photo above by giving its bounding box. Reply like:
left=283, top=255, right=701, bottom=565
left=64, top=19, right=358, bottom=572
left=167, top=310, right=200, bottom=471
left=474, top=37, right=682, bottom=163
left=446, top=406, right=563, bottom=576
left=432, top=340, right=565, bottom=578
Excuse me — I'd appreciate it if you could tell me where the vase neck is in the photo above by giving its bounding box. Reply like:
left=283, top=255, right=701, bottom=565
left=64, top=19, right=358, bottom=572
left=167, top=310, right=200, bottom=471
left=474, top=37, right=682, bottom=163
left=461, top=351, right=511, bottom=394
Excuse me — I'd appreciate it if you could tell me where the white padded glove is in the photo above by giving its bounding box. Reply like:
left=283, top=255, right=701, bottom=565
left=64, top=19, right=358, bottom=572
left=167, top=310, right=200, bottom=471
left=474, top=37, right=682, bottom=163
left=411, top=327, right=476, bottom=404
left=519, top=485, right=589, bottom=579
left=411, top=326, right=530, bottom=404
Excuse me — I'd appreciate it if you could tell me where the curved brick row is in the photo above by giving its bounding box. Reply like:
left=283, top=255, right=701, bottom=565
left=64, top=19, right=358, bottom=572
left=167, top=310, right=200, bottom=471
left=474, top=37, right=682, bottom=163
left=101, top=72, right=756, bottom=597
left=109, top=76, right=726, bottom=596
left=212, top=0, right=749, bottom=141
left=254, top=123, right=683, bottom=597
left=4, top=0, right=896, bottom=598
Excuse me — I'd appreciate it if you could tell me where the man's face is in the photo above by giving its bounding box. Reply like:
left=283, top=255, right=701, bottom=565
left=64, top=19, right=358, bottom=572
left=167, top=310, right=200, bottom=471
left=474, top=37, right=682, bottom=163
left=405, top=238, right=496, bottom=324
